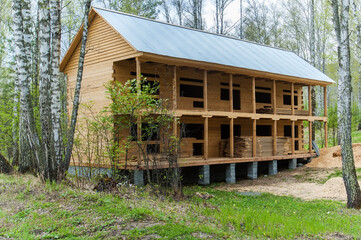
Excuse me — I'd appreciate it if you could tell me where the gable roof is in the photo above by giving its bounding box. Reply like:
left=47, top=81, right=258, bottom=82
left=61, top=7, right=334, bottom=85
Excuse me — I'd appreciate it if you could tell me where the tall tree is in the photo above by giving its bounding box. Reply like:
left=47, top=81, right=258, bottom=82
left=215, top=0, right=234, bottom=34
left=184, top=0, right=204, bottom=29
left=331, top=0, right=361, bottom=209
left=309, top=0, right=316, bottom=140
left=172, top=0, right=185, bottom=25
left=243, top=0, right=269, bottom=44
left=104, top=0, right=160, bottom=18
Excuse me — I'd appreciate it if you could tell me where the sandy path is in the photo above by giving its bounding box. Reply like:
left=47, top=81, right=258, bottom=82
left=219, top=145, right=361, bottom=201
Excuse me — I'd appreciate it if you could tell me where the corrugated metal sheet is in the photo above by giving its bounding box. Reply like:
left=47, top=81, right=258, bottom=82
left=94, top=7, right=334, bottom=84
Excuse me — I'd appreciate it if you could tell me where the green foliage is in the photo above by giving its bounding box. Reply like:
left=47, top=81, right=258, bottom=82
left=107, top=0, right=161, bottom=18
left=2, top=174, right=361, bottom=239
left=0, top=79, right=15, bottom=158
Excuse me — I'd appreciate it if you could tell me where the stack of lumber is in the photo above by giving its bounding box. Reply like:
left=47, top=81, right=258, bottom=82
left=256, top=108, right=273, bottom=114
left=180, top=138, right=197, bottom=157
left=221, top=136, right=291, bottom=157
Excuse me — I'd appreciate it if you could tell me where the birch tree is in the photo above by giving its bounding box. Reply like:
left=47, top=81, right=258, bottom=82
left=185, top=0, right=204, bottom=30
left=215, top=0, right=234, bottom=34
left=331, top=0, right=361, bottom=209
left=172, top=0, right=185, bottom=25
left=310, top=0, right=316, bottom=140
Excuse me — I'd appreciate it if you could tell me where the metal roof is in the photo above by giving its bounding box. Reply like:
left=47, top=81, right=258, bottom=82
left=94, top=7, right=334, bottom=84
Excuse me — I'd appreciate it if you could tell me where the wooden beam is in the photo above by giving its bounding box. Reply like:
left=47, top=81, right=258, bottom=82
left=253, top=119, right=256, bottom=157
left=308, top=85, right=312, bottom=116
left=173, top=117, right=177, bottom=137
left=172, top=66, right=177, bottom=111
left=252, top=77, right=256, bottom=113
left=291, top=83, right=295, bottom=116
left=230, top=74, right=233, bottom=112
left=204, top=70, right=208, bottom=111
left=136, top=57, right=141, bottom=92
left=324, top=121, right=328, bottom=148
left=309, top=121, right=313, bottom=153
left=273, top=120, right=277, bottom=156
left=273, top=80, right=277, bottom=115
left=230, top=118, right=234, bottom=158
left=324, top=86, right=327, bottom=117
left=291, top=120, right=295, bottom=155
left=204, top=117, right=209, bottom=159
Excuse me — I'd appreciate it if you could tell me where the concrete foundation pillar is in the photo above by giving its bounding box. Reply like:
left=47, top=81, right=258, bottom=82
left=307, top=157, right=313, bottom=163
left=268, top=160, right=277, bottom=175
left=288, top=158, right=297, bottom=170
left=226, top=163, right=236, bottom=184
left=134, top=170, right=144, bottom=186
left=198, top=165, right=210, bottom=185
left=247, top=162, right=258, bottom=180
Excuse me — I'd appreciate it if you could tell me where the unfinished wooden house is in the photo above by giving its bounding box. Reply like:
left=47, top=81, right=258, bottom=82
left=60, top=7, right=334, bottom=185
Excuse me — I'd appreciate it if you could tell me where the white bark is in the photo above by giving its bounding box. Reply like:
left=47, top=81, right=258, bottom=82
left=50, top=0, right=63, bottom=178
left=332, top=0, right=361, bottom=209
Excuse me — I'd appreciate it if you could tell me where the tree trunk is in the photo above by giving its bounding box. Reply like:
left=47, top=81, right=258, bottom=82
left=331, top=0, right=361, bottom=209
left=50, top=0, right=63, bottom=180
left=0, top=153, right=13, bottom=174
left=63, top=0, right=92, bottom=177
left=13, top=0, right=39, bottom=173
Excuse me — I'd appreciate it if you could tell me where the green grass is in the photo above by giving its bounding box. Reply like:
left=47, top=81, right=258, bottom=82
left=352, top=130, right=361, bottom=143
left=1, top=174, right=361, bottom=239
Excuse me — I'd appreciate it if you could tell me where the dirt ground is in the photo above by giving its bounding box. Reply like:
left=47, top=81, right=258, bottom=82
left=219, top=144, right=361, bottom=202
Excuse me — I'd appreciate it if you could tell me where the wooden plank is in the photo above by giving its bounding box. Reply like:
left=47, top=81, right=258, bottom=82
left=273, top=120, right=277, bottom=156
left=173, top=117, right=177, bottom=136
left=204, top=70, right=208, bottom=111
left=252, top=77, right=256, bottom=113
left=273, top=80, right=277, bottom=114
left=230, top=74, right=233, bottom=112
left=308, top=85, right=312, bottom=116
left=253, top=119, right=256, bottom=157
left=291, top=82, right=295, bottom=115
left=309, top=121, right=313, bottom=153
left=173, top=66, right=177, bottom=111
left=204, top=117, right=209, bottom=159
left=230, top=118, right=234, bottom=158
left=136, top=57, right=141, bottom=91
left=324, top=86, right=327, bottom=117
left=324, top=121, right=328, bottom=148
left=291, top=120, right=295, bottom=154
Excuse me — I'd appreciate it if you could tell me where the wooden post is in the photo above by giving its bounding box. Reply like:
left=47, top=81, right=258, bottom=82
left=253, top=119, right=256, bottom=157
left=291, top=83, right=295, bottom=115
left=324, top=122, right=328, bottom=148
left=204, top=117, right=209, bottom=159
left=273, top=120, right=277, bottom=156
left=136, top=57, right=141, bottom=91
left=309, top=121, right=313, bottom=153
left=172, top=66, right=177, bottom=111
left=291, top=121, right=295, bottom=155
left=273, top=80, right=277, bottom=115
left=230, top=74, right=233, bottom=112
left=252, top=77, right=256, bottom=113
left=324, top=86, right=327, bottom=117
left=230, top=118, right=234, bottom=158
left=204, top=70, right=208, bottom=111
left=173, top=117, right=177, bottom=136
left=308, top=85, right=312, bottom=116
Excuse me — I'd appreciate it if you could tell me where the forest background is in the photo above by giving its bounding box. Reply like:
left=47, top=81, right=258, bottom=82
left=0, top=0, right=358, bottom=174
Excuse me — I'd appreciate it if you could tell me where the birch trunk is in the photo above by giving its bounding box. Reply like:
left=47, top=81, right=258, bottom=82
left=63, top=0, right=92, bottom=175
left=13, top=0, right=39, bottom=173
left=352, top=1, right=361, bottom=125
left=50, top=0, right=63, bottom=179
left=309, top=0, right=316, bottom=141
left=331, top=0, right=361, bottom=209
left=38, top=0, right=54, bottom=180
left=11, top=62, right=19, bottom=167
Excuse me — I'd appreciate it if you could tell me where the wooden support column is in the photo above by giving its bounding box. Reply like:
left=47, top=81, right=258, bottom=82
left=173, top=117, right=177, bottom=136
left=204, top=70, right=208, bottom=111
left=204, top=117, right=209, bottom=159
left=230, top=118, right=234, bottom=158
left=324, top=86, right=327, bottom=117
left=273, top=120, right=277, bottom=156
left=252, top=77, right=256, bottom=113
left=172, top=66, right=177, bottom=111
left=273, top=80, right=277, bottom=114
left=324, top=122, right=328, bottom=148
left=291, top=82, right=295, bottom=115
left=229, top=74, right=233, bottom=112
left=253, top=119, right=257, bottom=157
left=136, top=57, right=141, bottom=91
left=308, top=85, right=312, bottom=116
left=309, top=121, right=313, bottom=153
left=291, top=121, right=295, bottom=155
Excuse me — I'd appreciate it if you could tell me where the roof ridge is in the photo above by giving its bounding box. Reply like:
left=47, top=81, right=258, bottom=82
left=92, top=6, right=293, bottom=54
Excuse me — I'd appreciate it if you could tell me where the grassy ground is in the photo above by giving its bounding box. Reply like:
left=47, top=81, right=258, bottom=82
left=1, top=174, right=361, bottom=239
left=352, top=130, right=361, bottom=143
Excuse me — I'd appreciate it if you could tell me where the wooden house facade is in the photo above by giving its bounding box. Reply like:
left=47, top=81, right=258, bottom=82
left=60, top=7, right=334, bottom=184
